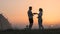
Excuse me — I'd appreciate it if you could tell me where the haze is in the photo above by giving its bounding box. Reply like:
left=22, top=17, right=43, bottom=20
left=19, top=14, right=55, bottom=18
left=0, top=0, right=60, bottom=29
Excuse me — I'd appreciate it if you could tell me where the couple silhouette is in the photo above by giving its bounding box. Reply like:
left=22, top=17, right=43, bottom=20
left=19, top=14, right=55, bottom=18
left=27, top=6, right=44, bottom=30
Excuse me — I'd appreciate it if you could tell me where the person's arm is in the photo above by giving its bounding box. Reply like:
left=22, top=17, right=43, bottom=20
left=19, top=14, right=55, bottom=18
left=33, top=13, right=38, bottom=15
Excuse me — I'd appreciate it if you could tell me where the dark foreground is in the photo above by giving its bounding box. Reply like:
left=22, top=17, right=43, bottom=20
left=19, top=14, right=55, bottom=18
left=0, top=29, right=60, bottom=34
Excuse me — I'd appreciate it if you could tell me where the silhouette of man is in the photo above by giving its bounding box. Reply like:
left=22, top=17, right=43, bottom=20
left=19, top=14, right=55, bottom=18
left=27, top=6, right=34, bottom=29
left=37, top=8, right=44, bottom=29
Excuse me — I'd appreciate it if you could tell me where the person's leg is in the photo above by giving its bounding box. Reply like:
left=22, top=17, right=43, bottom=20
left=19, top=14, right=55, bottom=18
left=38, top=22, right=44, bottom=30
left=39, top=23, right=42, bottom=29
left=38, top=19, right=41, bottom=29
left=38, top=19, right=44, bottom=29
left=29, top=18, right=33, bottom=29
left=41, top=19, right=44, bottom=29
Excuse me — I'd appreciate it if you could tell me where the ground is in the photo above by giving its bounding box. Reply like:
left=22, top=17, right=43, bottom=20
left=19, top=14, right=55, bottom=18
left=0, top=29, right=60, bottom=34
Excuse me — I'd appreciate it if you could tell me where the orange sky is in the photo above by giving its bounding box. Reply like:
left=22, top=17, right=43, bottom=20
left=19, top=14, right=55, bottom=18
left=0, top=0, right=60, bottom=29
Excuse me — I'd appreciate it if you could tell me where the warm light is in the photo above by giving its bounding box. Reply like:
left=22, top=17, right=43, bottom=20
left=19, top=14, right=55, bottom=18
left=0, top=0, right=60, bottom=28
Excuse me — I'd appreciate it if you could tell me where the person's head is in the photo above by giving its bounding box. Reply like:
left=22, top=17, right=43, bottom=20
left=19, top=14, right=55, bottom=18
left=29, top=6, right=32, bottom=10
left=39, top=8, right=43, bottom=12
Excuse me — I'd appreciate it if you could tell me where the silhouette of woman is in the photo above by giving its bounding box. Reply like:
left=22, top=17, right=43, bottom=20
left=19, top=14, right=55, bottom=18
left=37, top=8, right=44, bottom=29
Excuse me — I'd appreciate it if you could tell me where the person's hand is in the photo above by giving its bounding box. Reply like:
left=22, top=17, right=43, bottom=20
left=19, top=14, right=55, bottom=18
left=33, top=13, right=38, bottom=15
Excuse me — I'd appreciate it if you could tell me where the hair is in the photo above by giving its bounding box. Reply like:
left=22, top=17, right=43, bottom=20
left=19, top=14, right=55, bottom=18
left=29, top=6, right=32, bottom=10
left=39, top=8, right=43, bottom=12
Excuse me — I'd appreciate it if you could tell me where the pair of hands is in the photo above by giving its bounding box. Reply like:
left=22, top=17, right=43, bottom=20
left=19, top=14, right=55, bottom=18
left=33, top=13, right=38, bottom=15
left=33, top=13, right=38, bottom=16
left=33, top=13, right=38, bottom=18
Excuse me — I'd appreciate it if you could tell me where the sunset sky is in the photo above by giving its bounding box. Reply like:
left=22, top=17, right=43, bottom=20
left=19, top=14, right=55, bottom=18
left=0, top=0, right=60, bottom=29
